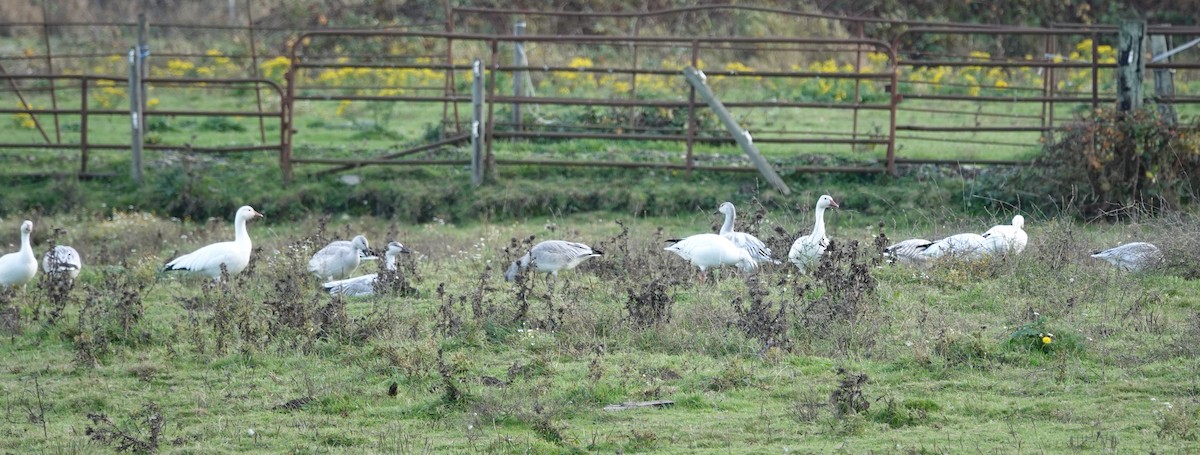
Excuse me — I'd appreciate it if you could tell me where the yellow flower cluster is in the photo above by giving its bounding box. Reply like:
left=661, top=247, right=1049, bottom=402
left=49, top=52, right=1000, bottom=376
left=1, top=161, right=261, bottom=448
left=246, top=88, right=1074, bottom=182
left=12, top=100, right=36, bottom=129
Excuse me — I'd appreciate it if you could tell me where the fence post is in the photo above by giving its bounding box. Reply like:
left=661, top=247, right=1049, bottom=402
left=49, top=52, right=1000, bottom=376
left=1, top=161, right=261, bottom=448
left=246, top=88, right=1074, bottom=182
left=1116, top=20, right=1147, bottom=113
left=128, top=48, right=144, bottom=184
left=471, top=59, right=484, bottom=187
left=511, top=21, right=525, bottom=131
left=1149, top=33, right=1178, bottom=124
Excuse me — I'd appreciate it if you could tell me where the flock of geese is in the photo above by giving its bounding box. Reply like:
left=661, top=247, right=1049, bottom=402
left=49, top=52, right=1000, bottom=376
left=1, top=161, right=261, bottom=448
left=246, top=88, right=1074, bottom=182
left=0, top=199, right=1169, bottom=292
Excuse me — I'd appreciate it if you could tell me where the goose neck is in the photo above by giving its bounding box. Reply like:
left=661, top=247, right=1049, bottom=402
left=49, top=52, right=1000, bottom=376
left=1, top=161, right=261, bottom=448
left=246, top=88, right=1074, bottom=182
left=234, top=216, right=250, bottom=245
left=385, top=252, right=398, bottom=271
left=720, top=209, right=735, bottom=235
left=812, top=206, right=827, bottom=237
left=19, top=230, right=31, bottom=255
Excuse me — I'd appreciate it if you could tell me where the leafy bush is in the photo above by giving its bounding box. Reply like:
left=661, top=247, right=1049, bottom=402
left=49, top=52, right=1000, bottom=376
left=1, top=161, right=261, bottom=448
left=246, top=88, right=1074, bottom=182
left=983, top=108, right=1200, bottom=219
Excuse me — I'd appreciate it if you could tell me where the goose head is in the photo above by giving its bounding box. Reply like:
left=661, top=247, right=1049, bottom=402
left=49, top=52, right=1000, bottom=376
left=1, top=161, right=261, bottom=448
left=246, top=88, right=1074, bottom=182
left=351, top=235, right=370, bottom=252
left=716, top=202, right=735, bottom=216
left=236, top=205, right=264, bottom=221
left=386, top=241, right=412, bottom=256
left=20, top=220, right=33, bottom=235
left=816, top=195, right=839, bottom=210
left=1012, top=215, right=1025, bottom=229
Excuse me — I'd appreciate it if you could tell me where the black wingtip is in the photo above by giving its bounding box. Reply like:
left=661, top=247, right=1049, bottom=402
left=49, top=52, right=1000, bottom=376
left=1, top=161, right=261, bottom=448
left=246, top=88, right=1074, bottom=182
left=591, top=248, right=604, bottom=255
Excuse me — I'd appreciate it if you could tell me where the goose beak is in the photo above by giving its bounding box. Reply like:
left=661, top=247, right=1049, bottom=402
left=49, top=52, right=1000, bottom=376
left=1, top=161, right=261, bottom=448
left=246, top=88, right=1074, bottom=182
left=830, top=200, right=840, bottom=209
left=253, top=210, right=265, bottom=218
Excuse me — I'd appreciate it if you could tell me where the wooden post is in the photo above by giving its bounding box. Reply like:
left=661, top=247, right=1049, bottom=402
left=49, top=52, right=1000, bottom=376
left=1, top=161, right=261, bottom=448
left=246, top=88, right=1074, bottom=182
left=471, top=59, right=484, bottom=187
left=683, top=66, right=791, bottom=195
left=1116, top=20, right=1146, bottom=112
left=511, top=21, right=525, bottom=131
left=128, top=48, right=144, bottom=184
left=1149, top=34, right=1178, bottom=124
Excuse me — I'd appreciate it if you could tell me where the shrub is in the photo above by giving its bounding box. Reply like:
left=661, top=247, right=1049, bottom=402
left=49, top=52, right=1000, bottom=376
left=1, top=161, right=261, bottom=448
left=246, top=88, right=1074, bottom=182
left=983, top=107, right=1200, bottom=219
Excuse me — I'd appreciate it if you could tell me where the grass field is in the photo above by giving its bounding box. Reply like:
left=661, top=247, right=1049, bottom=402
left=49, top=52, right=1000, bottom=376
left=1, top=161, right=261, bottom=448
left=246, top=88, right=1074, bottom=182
left=2, top=194, right=1200, bottom=453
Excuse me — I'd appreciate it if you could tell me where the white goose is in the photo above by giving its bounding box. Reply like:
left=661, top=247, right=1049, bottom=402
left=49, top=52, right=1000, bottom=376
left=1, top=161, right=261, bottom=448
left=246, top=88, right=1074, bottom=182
left=788, top=195, right=839, bottom=273
left=883, top=238, right=933, bottom=267
left=323, top=241, right=413, bottom=297
left=308, top=234, right=371, bottom=280
left=165, top=205, right=263, bottom=280
left=921, top=233, right=988, bottom=261
left=0, top=220, right=38, bottom=289
left=717, top=202, right=778, bottom=265
left=505, top=240, right=603, bottom=281
left=665, top=233, right=757, bottom=274
left=1091, top=242, right=1163, bottom=272
left=982, top=215, right=1028, bottom=255
left=42, top=245, right=82, bottom=279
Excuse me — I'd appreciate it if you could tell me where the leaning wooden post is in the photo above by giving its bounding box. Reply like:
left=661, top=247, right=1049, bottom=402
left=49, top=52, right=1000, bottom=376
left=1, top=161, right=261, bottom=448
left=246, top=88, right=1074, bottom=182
left=128, top=47, right=144, bottom=184
left=1116, top=20, right=1147, bottom=113
left=471, top=59, right=485, bottom=187
left=1149, top=33, right=1178, bottom=124
left=682, top=66, right=791, bottom=195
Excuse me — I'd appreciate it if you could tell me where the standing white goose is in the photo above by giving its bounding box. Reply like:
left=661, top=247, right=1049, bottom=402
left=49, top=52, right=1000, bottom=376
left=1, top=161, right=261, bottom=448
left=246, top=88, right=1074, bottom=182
left=921, top=233, right=988, bottom=261
left=788, top=195, right=839, bottom=273
left=883, top=238, right=933, bottom=267
left=982, top=215, right=1028, bottom=255
left=505, top=240, right=603, bottom=281
left=1091, top=242, right=1163, bottom=272
left=323, top=241, right=413, bottom=297
left=665, top=233, right=757, bottom=274
left=42, top=245, right=83, bottom=279
left=717, top=202, right=778, bottom=265
left=0, top=220, right=38, bottom=289
left=308, top=234, right=371, bottom=280
left=165, top=206, right=263, bottom=280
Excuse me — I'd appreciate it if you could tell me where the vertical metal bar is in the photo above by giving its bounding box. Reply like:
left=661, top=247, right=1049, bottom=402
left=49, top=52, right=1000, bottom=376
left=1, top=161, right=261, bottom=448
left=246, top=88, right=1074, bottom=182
left=137, top=13, right=148, bottom=138
left=511, top=21, right=525, bottom=131
left=1047, top=38, right=1056, bottom=130
left=282, top=60, right=295, bottom=183
left=1091, top=31, right=1099, bottom=111
left=629, top=17, right=640, bottom=132
left=851, top=21, right=864, bottom=151
left=886, top=45, right=898, bottom=176
left=471, top=59, right=484, bottom=186
left=443, top=0, right=461, bottom=135
left=485, top=40, right=498, bottom=180
left=80, top=77, right=89, bottom=174
left=245, top=0, right=266, bottom=142
left=685, top=40, right=699, bottom=176
left=129, top=48, right=144, bottom=184
left=1041, top=35, right=1050, bottom=129
left=0, top=63, right=52, bottom=144
left=41, top=0, right=61, bottom=143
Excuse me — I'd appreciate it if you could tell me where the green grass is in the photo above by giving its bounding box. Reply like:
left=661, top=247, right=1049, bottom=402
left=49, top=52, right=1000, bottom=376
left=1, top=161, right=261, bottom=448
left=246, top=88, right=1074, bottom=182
left=2, top=203, right=1200, bottom=453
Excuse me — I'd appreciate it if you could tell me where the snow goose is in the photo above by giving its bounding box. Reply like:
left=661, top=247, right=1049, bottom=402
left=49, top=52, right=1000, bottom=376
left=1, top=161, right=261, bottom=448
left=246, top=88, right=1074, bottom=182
left=717, top=202, right=778, bottom=265
left=1091, top=242, right=1163, bottom=272
left=308, top=234, right=371, bottom=280
left=0, top=220, right=38, bottom=289
left=323, top=241, right=412, bottom=297
left=788, top=195, right=839, bottom=273
left=42, top=245, right=82, bottom=279
left=165, top=206, right=263, bottom=280
left=921, top=233, right=989, bottom=261
left=982, top=215, right=1028, bottom=255
left=665, top=233, right=757, bottom=274
left=883, top=238, right=933, bottom=267
left=505, top=240, right=603, bottom=281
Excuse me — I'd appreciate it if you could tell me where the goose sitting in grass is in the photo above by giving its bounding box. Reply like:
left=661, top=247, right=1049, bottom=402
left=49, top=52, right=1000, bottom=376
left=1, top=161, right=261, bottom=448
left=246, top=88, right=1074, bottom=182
left=323, top=241, right=413, bottom=297
left=982, top=215, right=1028, bottom=255
left=308, top=234, right=371, bottom=281
left=921, top=233, right=989, bottom=261
left=788, top=195, right=839, bottom=273
left=1091, top=242, right=1163, bottom=272
left=43, top=245, right=82, bottom=280
left=716, top=202, right=778, bottom=265
left=0, top=220, right=38, bottom=289
left=665, top=233, right=757, bottom=277
left=165, top=206, right=263, bottom=280
left=883, top=238, right=933, bottom=267
left=505, top=240, right=603, bottom=281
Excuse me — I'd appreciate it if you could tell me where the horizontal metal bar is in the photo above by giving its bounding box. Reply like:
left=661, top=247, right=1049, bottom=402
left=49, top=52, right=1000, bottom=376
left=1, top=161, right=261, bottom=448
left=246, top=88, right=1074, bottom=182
left=293, top=158, right=470, bottom=166
left=0, top=143, right=278, bottom=152
left=0, top=108, right=282, bottom=117
left=4, top=172, right=118, bottom=179
left=493, top=130, right=889, bottom=144
left=897, top=107, right=1044, bottom=119
left=292, top=94, right=471, bottom=102
left=895, top=158, right=1032, bottom=165
left=492, top=158, right=886, bottom=173
left=894, top=135, right=1032, bottom=148
left=896, top=125, right=1050, bottom=132
left=901, top=94, right=1119, bottom=103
